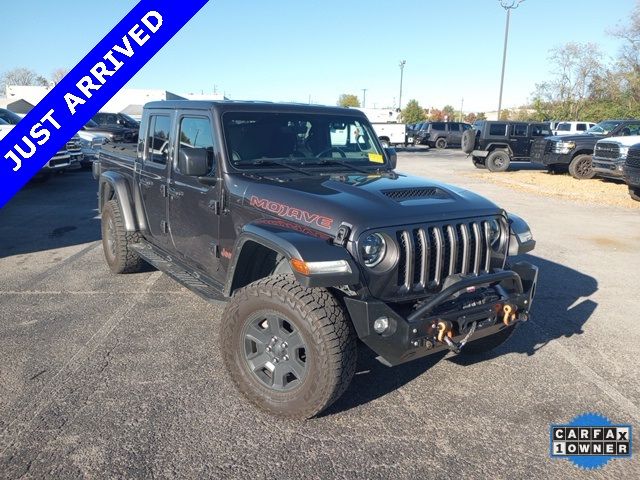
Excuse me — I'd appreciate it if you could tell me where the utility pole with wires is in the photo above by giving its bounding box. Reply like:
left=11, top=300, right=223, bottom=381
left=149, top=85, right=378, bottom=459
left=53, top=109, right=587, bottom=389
left=398, top=60, right=406, bottom=111
left=497, top=0, right=525, bottom=119
left=362, top=88, right=367, bottom=108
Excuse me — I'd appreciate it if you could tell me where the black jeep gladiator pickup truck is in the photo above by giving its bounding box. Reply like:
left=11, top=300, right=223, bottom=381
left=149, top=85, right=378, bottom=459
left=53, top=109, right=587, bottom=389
left=530, top=119, right=640, bottom=179
left=94, top=100, right=538, bottom=418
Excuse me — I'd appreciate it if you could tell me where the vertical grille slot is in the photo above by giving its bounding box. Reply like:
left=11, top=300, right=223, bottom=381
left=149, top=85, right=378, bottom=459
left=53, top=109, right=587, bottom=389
left=446, top=225, right=457, bottom=276
left=432, top=227, right=444, bottom=286
left=460, top=223, right=470, bottom=275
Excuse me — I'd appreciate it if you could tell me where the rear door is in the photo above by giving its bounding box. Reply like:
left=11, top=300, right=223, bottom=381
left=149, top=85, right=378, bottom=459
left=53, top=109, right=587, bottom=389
left=139, top=111, right=173, bottom=250
left=168, top=111, right=222, bottom=278
left=509, top=123, right=529, bottom=158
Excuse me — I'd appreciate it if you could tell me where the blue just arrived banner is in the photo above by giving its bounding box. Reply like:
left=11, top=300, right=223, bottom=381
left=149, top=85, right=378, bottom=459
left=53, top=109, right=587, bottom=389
left=0, top=0, right=209, bottom=208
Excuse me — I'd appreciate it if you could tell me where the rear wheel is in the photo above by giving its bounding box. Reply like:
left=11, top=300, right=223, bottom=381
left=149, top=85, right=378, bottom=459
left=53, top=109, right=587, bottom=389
left=630, top=187, right=640, bottom=202
left=435, top=138, right=447, bottom=149
left=101, top=199, right=146, bottom=274
left=461, top=325, right=516, bottom=355
left=568, top=154, right=595, bottom=179
left=221, top=275, right=357, bottom=418
left=486, top=150, right=511, bottom=172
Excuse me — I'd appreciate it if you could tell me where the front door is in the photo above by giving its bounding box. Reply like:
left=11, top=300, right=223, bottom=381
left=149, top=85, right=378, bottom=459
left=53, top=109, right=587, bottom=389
left=447, top=123, right=462, bottom=145
left=168, top=113, right=222, bottom=279
left=139, top=112, right=172, bottom=250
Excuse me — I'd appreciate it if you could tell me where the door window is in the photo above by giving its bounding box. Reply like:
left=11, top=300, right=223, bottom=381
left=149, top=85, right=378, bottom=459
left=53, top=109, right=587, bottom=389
left=512, top=123, right=528, bottom=136
left=146, top=115, right=171, bottom=165
left=177, top=116, right=215, bottom=174
left=577, top=123, right=587, bottom=131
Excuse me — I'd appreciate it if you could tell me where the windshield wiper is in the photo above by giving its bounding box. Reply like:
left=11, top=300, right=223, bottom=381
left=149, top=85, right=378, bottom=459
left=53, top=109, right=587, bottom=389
left=309, top=158, right=376, bottom=174
left=245, top=158, right=312, bottom=176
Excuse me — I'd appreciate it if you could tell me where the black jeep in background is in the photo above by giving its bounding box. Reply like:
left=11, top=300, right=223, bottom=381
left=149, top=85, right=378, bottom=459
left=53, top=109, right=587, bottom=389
left=530, top=119, right=640, bottom=179
left=91, top=112, right=140, bottom=141
left=461, top=120, right=551, bottom=172
left=415, top=121, right=472, bottom=149
left=624, top=145, right=640, bottom=201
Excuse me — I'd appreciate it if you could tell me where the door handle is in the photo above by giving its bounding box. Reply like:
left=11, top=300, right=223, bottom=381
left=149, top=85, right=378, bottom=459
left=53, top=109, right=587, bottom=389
left=168, top=187, right=184, bottom=198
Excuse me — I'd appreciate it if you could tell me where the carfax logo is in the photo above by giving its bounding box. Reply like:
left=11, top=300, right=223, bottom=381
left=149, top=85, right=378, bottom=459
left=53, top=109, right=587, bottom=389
left=550, top=412, right=632, bottom=470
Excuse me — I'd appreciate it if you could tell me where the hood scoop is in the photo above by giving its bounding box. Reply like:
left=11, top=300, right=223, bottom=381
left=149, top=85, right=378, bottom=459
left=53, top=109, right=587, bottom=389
left=382, top=187, right=451, bottom=202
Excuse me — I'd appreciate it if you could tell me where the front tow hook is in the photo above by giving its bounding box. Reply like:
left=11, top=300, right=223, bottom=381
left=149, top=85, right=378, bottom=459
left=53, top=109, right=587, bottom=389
left=437, top=320, right=477, bottom=354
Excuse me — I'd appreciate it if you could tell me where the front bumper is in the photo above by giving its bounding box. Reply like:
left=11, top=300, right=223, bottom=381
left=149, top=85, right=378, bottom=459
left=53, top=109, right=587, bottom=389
left=42, top=154, right=72, bottom=172
left=344, top=262, right=538, bottom=366
left=593, top=158, right=625, bottom=179
left=540, top=152, right=572, bottom=167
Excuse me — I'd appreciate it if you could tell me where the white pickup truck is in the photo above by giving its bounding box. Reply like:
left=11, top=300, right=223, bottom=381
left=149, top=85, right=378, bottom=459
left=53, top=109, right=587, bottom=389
left=592, top=134, right=640, bottom=179
left=350, top=107, right=412, bottom=147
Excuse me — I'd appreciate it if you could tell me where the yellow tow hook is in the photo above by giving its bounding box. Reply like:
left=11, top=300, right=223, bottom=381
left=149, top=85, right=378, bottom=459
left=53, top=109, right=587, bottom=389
left=502, top=304, right=517, bottom=326
left=437, top=320, right=453, bottom=343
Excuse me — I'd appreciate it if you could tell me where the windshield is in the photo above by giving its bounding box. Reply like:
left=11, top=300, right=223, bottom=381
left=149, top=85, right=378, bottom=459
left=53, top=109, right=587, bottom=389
left=0, top=109, right=23, bottom=125
left=586, top=121, right=621, bottom=135
left=85, top=120, right=99, bottom=128
left=223, top=112, right=386, bottom=169
left=120, top=113, right=139, bottom=126
left=0, top=118, right=9, bottom=125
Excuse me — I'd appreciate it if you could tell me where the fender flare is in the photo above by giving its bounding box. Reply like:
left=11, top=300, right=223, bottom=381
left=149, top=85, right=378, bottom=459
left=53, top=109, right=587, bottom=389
left=486, top=143, right=513, bottom=156
left=223, top=222, right=360, bottom=295
left=99, top=171, right=137, bottom=232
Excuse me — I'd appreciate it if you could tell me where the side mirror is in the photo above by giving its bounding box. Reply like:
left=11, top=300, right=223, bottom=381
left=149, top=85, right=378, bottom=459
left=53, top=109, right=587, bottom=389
left=384, top=147, right=397, bottom=169
left=178, top=147, right=209, bottom=176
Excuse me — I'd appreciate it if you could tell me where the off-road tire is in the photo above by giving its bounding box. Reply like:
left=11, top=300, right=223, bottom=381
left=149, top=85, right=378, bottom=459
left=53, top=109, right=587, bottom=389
left=461, top=129, right=476, bottom=154
left=461, top=325, right=517, bottom=355
left=101, top=199, right=146, bottom=274
left=221, top=275, right=357, bottom=419
left=630, top=187, right=640, bottom=202
left=435, top=137, right=447, bottom=149
left=472, top=157, right=486, bottom=169
left=568, top=154, right=595, bottom=179
left=486, top=150, right=511, bottom=172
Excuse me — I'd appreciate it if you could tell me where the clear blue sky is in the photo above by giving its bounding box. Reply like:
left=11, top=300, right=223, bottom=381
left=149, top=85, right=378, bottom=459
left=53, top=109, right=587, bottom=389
left=1, top=0, right=636, bottom=112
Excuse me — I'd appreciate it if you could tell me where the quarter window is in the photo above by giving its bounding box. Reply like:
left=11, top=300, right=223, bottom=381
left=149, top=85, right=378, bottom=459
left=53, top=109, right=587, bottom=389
left=577, top=123, right=587, bottom=131
left=177, top=116, right=215, bottom=173
left=147, top=115, right=171, bottom=165
left=489, top=123, right=508, bottom=136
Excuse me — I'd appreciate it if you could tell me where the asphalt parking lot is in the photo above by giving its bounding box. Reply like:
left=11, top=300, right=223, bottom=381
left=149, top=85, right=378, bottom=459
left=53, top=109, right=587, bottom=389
left=1, top=150, right=639, bottom=479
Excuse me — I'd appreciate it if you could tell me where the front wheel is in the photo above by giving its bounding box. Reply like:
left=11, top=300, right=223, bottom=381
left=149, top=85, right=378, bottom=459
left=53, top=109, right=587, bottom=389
left=435, top=138, right=447, bottom=149
left=461, top=325, right=516, bottom=355
left=568, top=154, right=595, bottom=179
left=220, top=275, right=357, bottom=418
left=630, top=187, right=640, bottom=202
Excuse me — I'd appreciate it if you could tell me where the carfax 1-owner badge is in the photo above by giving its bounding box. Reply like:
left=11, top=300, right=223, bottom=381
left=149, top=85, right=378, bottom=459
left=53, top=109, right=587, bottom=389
left=550, top=412, right=633, bottom=470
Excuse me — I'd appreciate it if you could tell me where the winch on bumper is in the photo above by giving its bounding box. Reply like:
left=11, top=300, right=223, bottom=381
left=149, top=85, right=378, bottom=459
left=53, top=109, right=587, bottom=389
left=343, top=262, right=538, bottom=366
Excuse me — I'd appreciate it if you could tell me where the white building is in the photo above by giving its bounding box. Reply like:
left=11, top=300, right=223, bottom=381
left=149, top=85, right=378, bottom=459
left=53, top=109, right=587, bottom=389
left=3, top=86, right=228, bottom=119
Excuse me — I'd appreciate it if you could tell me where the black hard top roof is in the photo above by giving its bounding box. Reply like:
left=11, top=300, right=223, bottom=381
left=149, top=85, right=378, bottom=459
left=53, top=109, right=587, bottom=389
left=143, top=100, right=367, bottom=117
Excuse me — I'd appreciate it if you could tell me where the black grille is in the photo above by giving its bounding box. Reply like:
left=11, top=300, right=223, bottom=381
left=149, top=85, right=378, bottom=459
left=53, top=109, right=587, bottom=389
left=626, top=147, right=640, bottom=168
left=594, top=142, right=620, bottom=159
left=66, top=140, right=81, bottom=153
left=382, top=187, right=449, bottom=201
left=395, top=220, right=497, bottom=293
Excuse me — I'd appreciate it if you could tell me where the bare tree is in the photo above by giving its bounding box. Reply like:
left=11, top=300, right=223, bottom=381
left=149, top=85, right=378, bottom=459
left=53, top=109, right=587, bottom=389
left=533, top=43, right=604, bottom=120
left=50, top=68, right=70, bottom=86
left=0, top=67, right=49, bottom=95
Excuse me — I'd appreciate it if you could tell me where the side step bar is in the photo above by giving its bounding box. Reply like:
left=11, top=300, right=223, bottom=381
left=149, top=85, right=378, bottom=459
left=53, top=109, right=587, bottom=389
left=131, top=241, right=227, bottom=303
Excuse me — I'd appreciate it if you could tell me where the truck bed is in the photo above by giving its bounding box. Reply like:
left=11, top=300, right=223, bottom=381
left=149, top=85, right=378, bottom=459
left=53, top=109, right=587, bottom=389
left=100, top=142, right=138, bottom=162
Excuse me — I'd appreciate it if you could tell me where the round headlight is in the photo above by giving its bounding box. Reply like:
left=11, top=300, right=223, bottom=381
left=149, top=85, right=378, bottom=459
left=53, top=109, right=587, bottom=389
left=487, top=219, right=503, bottom=251
left=361, top=233, right=386, bottom=268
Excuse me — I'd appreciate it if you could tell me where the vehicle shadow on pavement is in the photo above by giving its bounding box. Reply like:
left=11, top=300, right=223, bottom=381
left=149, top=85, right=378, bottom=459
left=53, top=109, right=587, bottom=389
left=451, top=253, right=598, bottom=364
left=0, top=171, right=102, bottom=258
left=323, top=254, right=597, bottom=416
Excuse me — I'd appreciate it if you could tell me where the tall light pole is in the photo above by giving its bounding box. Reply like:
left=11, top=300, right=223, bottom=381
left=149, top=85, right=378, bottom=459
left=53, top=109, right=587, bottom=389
left=398, top=60, right=406, bottom=111
left=362, top=88, right=367, bottom=108
left=497, top=0, right=524, bottom=119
